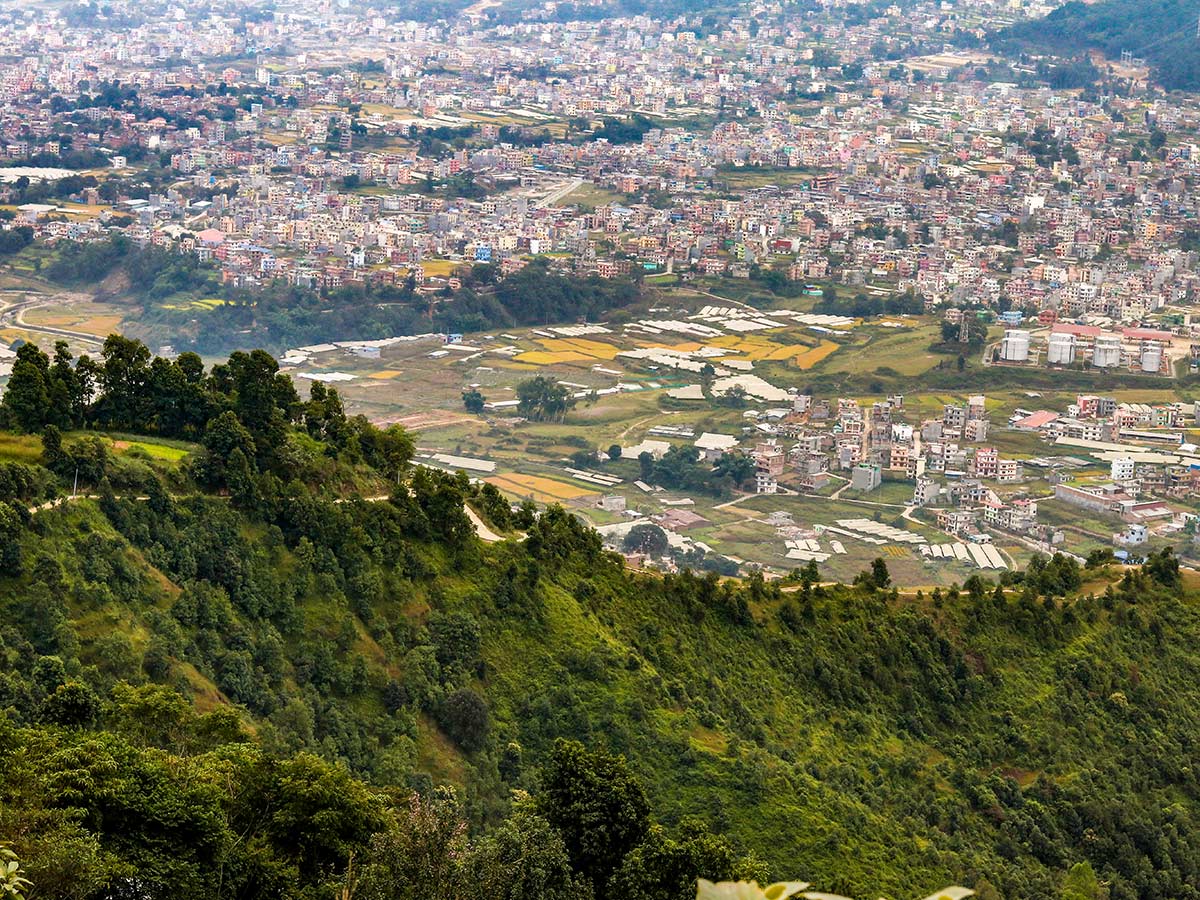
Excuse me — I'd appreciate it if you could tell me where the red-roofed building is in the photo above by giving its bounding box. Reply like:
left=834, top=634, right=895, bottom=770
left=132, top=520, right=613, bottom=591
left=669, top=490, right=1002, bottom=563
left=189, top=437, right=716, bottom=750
left=1122, top=327, right=1174, bottom=342
left=1014, top=411, right=1059, bottom=431
left=659, top=509, right=709, bottom=531
left=1052, top=323, right=1102, bottom=338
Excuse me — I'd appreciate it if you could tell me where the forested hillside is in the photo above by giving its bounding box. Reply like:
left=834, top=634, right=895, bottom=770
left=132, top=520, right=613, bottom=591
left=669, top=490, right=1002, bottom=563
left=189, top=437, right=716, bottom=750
left=996, top=0, right=1200, bottom=90
left=2, top=340, right=1200, bottom=899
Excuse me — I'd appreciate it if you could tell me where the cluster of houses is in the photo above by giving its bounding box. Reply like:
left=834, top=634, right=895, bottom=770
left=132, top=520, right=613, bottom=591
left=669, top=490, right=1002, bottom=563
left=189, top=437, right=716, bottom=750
left=616, top=385, right=1200, bottom=553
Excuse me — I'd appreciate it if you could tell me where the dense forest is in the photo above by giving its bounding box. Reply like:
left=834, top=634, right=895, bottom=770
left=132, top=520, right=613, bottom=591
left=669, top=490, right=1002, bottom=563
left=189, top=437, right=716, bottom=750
left=43, top=238, right=644, bottom=353
left=996, top=0, right=1200, bottom=90
left=3, top=341, right=1200, bottom=899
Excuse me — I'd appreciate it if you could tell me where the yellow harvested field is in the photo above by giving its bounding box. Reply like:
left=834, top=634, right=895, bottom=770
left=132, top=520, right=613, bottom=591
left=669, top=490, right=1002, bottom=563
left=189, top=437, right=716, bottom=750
left=77, top=315, right=124, bottom=336
left=418, top=259, right=461, bottom=277
left=707, top=333, right=828, bottom=363
left=537, top=339, right=578, bottom=352
left=514, top=350, right=592, bottom=365
left=368, top=370, right=405, bottom=379
left=497, top=361, right=540, bottom=370
left=30, top=314, right=78, bottom=326
left=792, top=341, right=839, bottom=369
left=161, top=297, right=227, bottom=311
left=764, top=343, right=809, bottom=361
left=28, top=311, right=124, bottom=336
left=638, top=340, right=704, bottom=353
left=486, top=472, right=598, bottom=503
left=707, top=335, right=742, bottom=349
left=536, top=338, right=622, bottom=359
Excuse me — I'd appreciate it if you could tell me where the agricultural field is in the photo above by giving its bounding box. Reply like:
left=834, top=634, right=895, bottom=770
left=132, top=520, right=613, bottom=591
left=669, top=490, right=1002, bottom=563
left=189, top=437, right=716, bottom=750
left=110, top=438, right=193, bottom=462
left=318, top=302, right=879, bottom=428
left=818, top=321, right=946, bottom=376
left=416, top=259, right=465, bottom=278
left=561, top=183, right=628, bottom=208
left=273, top=309, right=1158, bottom=577
left=714, top=166, right=818, bottom=190
left=24, top=306, right=123, bottom=337
left=0, top=283, right=124, bottom=354
left=705, top=332, right=832, bottom=364
left=0, top=430, right=195, bottom=468
left=159, top=297, right=228, bottom=312
left=9, top=277, right=1187, bottom=578
left=485, top=472, right=598, bottom=503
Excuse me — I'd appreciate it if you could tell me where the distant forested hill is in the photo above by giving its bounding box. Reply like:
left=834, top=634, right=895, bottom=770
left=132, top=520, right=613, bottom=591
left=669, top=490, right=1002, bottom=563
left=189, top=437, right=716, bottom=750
left=996, top=0, right=1200, bottom=90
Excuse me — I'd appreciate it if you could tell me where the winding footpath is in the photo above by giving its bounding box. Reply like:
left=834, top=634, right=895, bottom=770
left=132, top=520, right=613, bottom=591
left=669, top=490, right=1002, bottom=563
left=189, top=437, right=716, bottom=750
left=28, top=492, right=506, bottom=544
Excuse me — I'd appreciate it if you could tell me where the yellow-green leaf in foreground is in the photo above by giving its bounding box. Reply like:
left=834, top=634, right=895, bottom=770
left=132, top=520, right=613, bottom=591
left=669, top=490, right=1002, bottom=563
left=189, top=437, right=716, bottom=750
left=697, top=882, right=974, bottom=900
left=697, top=880, right=810, bottom=900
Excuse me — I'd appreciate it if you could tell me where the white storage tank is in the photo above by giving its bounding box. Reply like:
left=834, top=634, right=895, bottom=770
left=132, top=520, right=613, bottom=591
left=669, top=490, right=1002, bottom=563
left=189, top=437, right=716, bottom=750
left=1140, top=340, right=1163, bottom=374
left=1000, top=329, right=1031, bottom=362
left=1093, top=335, right=1122, bottom=368
left=1047, top=332, right=1076, bottom=365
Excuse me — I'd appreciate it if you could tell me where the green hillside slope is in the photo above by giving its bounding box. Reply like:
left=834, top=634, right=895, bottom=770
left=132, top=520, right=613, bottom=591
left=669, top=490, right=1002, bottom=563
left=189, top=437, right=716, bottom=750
left=3, top=486, right=1200, bottom=899
left=2, top=338, right=1200, bottom=899
left=996, top=0, right=1200, bottom=90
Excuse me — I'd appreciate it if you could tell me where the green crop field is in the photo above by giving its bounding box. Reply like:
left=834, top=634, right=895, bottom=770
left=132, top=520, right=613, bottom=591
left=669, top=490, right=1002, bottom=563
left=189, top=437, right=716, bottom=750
left=817, top=323, right=946, bottom=377
left=0, top=431, right=43, bottom=464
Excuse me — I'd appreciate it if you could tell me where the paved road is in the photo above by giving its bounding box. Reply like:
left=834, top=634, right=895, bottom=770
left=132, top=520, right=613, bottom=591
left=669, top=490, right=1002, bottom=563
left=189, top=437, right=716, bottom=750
left=464, top=505, right=504, bottom=542
left=0, top=294, right=105, bottom=347
left=534, top=178, right=584, bottom=209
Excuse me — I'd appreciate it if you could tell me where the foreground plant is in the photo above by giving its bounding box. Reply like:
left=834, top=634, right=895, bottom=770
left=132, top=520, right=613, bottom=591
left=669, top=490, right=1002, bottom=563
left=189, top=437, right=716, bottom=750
left=696, top=880, right=974, bottom=900
left=696, top=882, right=811, bottom=900
left=0, top=845, right=32, bottom=900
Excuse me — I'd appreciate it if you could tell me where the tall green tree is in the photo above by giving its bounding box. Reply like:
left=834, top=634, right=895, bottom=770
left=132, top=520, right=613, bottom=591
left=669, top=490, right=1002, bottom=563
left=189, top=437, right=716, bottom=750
left=1, top=344, right=51, bottom=433
left=609, top=822, right=766, bottom=900
left=0, top=502, right=22, bottom=575
left=93, top=334, right=152, bottom=430
left=195, top=410, right=257, bottom=489
left=1061, top=862, right=1107, bottom=900
left=462, top=388, right=486, bottom=414
left=714, top=452, right=755, bottom=490
left=537, top=739, right=651, bottom=897
left=464, top=803, right=583, bottom=900
left=359, top=790, right=466, bottom=900
left=517, top=376, right=575, bottom=422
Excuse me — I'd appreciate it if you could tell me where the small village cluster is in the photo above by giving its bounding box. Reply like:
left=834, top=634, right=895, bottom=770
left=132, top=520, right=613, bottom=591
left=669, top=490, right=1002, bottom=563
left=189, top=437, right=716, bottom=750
left=605, top=387, right=1200, bottom=561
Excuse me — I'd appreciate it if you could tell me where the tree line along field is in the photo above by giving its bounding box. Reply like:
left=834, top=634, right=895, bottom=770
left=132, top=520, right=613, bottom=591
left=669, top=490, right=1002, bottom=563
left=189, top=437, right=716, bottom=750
left=3, top=310, right=1194, bottom=578
left=311, top=327, right=1200, bottom=578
